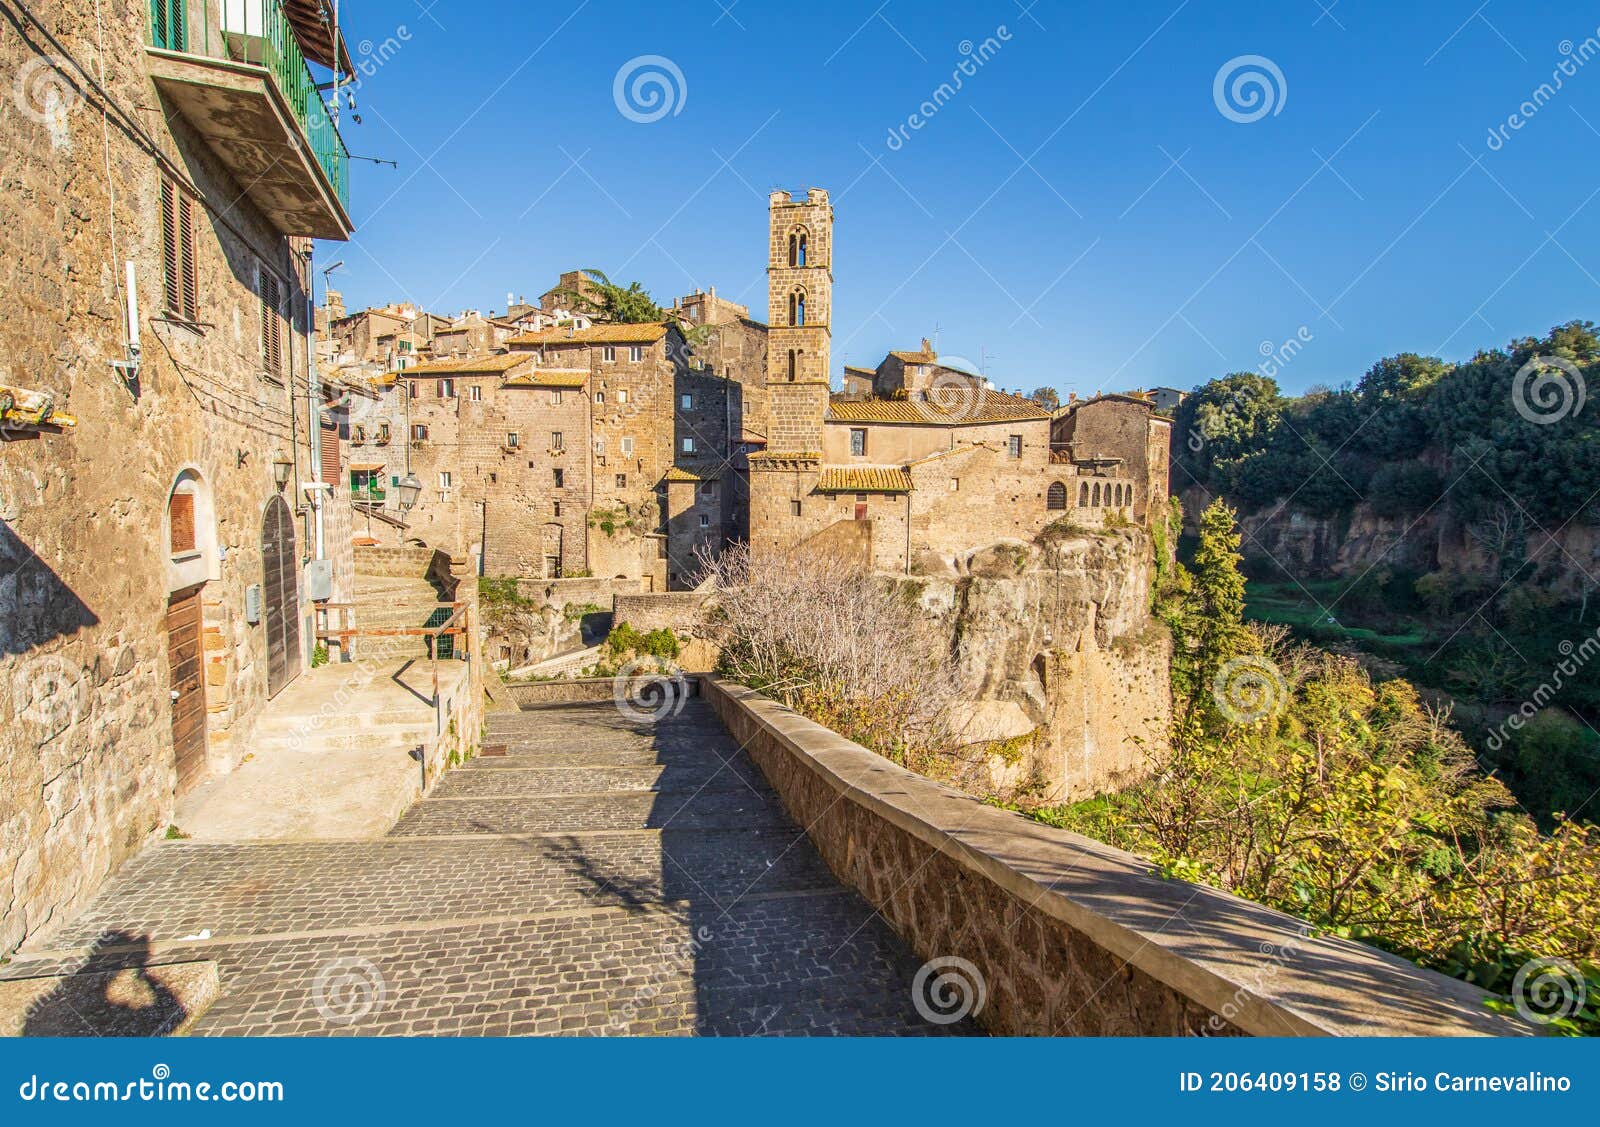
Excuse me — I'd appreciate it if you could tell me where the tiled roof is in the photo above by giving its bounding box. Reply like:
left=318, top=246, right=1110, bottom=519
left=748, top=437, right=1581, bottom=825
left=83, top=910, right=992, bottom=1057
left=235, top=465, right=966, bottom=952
left=662, top=466, right=721, bottom=484
left=816, top=466, right=914, bottom=493
left=827, top=388, right=1050, bottom=425
left=398, top=353, right=530, bottom=376
left=889, top=350, right=938, bottom=364
left=508, top=322, right=671, bottom=346
left=502, top=369, right=588, bottom=389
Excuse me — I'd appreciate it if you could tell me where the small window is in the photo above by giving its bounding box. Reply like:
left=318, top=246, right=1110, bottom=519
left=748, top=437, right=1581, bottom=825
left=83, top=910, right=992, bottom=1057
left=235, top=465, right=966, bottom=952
left=682, top=437, right=697, bottom=454
left=507, top=432, right=520, bottom=448
left=553, top=468, right=565, bottom=488
left=1079, top=482, right=1090, bottom=507
left=602, top=346, right=617, bottom=362
left=160, top=177, right=198, bottom=323
left=469, top=385, right=482, bottom=402
left=1047, top=481, right=1067, bottom=511
left=621, top=436, right=635, bottom=456
left=629, top=346, right=643, bottom=362
left=616, top=473, right=627, bottom=488
left=950, top=478, right=960, bottom=492
left=438, top=379, right=455, bottom=398
left=552, top=390, right=564, bottom=405
left=551, top=431, right=564, bottom=451
left=681, top=393, right=693, bottom=410
left=699, top=482, right=717, bottom=501
left=596, top=391, right=606, bottom=404
left=787, top=350, right=797, bottom=381
left=351, top=424, right=366, bottom=444
left=377, top=422, right=391, bottom=443
left=553, top=501, right=562, bottom=517
left=850, top=429, right=867, bottom=457
left=1008, top=435, right=1023, bottom=459
left=412, top=424, right=429, bottom=441
left=439, top=471, right=452, bottom=489
left=618, top=389, right=629, bottom=404
left=698, top=514, right=711, bottom=529
left=408, top=382, right=418, bottom=399
left=790, top=500, right=802, bottom=517
left=854, top=503, right=868, bottom=521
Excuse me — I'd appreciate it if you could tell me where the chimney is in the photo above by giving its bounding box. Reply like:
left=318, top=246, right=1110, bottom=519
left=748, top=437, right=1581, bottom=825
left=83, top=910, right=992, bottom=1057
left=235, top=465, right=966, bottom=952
left=920, top=337, right=933, bottom=355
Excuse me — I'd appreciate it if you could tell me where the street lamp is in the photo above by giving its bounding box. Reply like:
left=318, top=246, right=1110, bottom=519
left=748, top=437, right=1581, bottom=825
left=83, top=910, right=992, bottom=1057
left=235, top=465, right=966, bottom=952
left=272, top=453, right=293, bottom=489
left=396, top=472, right=422, bottom=514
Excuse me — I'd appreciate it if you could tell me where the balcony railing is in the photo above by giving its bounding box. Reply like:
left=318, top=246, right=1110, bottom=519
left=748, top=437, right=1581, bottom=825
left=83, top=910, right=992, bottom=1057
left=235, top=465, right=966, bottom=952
left=148, top=0, right=349, bottom=214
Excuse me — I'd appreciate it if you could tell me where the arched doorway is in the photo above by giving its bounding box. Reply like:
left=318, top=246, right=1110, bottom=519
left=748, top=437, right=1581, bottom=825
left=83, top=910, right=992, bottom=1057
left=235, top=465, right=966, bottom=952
left=261, top=495, right=301, bottom=698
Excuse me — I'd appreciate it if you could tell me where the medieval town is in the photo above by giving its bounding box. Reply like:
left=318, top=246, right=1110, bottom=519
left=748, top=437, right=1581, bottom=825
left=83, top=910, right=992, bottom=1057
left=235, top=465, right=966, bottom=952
left=1, top=0, right=1595, bottom=1059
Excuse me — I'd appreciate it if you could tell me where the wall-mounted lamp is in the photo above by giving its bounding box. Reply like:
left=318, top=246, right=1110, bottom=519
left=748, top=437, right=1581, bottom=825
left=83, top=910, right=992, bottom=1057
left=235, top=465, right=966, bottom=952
left=272, top=453, right=294, bottom=489
left=396, top=473, right=422, bottom=513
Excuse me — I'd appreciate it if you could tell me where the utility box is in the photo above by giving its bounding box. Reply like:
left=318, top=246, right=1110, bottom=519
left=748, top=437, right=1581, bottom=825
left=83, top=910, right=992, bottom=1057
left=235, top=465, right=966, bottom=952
left=303, top=559, right=334, bottom=602
left=244, top=584, right=262, bottom=625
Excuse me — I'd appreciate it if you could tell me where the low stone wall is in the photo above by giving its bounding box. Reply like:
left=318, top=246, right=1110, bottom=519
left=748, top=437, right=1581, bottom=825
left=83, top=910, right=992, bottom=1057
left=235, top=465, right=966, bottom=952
left=704, top=678, right=1530, bottom=1038
left=612, top=592, right=710, bottom=634
left=504, top=676, right=702, bottom=710
left=354, top=544, right=441, bottom=579
left=519, top=576, right=646, bottom=608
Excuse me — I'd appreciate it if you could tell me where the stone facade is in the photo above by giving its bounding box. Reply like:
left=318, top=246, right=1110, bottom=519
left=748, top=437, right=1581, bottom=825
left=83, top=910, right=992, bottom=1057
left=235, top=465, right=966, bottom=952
left=1, top=0, right=359, bottom=955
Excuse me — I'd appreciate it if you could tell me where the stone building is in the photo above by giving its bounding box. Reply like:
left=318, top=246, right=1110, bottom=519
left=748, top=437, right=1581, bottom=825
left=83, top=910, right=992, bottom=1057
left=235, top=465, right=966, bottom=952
left=1, top=0, right=364, bottom=954
left=748, top=190, right=1171, bottom=576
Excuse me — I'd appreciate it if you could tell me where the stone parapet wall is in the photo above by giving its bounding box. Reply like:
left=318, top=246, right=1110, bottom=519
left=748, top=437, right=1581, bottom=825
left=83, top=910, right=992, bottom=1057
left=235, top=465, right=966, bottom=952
left=703, top=678, right=1530, bottom=1038
left=504, top=676, right=701, bottom=709
left=612, top=592, right=711, bottom=634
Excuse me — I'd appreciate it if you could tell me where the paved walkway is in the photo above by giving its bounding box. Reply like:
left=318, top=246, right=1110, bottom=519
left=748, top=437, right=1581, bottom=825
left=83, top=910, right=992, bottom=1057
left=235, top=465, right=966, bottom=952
left=5, top=701, right=973, bottom=1036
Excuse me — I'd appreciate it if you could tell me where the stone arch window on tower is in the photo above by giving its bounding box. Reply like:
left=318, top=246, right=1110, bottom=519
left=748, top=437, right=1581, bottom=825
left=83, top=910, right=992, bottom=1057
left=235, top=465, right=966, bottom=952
left=1079, top=482, right=1090, bottom=507
left=1093, top=482, right=1102, bottom=506
left=1047, top=481, right=1067, bottom=511
left=788, top=289, right=807, bottom=326
left=788, top=228, right=809, bottom=267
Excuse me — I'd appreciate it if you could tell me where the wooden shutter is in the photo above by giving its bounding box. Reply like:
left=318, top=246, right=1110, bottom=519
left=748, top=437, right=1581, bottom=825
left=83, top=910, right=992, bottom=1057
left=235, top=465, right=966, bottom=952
left=152, top=0, right=187, bottom=52
left=162, top=177, right=198, bottom=322
left=169, top=491, right=196, bottom=554
left=320, top=420, right=340, bottom=485
left=178, top=193, right=197, bottom=322
left=259, top=267, right=282, bottom=374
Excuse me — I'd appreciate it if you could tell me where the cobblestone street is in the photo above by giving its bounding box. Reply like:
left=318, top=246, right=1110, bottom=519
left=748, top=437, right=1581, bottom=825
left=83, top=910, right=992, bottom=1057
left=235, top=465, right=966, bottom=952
left=3, top=702, right=974, bottom=1036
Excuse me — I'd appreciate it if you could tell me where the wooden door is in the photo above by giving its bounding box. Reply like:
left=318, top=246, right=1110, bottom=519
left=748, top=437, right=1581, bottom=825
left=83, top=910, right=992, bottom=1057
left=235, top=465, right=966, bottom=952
left=261, top=495, right=301, bottom=698
left=166, top=586, right=208, bottom=794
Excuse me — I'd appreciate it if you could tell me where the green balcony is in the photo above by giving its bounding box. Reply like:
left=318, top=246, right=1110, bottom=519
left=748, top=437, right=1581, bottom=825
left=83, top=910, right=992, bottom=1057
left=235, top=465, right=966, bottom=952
left=146, top=0, right=353, bottom=239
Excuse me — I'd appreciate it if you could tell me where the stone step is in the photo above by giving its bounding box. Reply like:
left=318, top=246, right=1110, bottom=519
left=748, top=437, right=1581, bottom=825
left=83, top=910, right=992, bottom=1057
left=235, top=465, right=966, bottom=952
left=390, top=789, right=790, bottom=837
left=0, top=961, right=220, bottom=1037
left=254, top=724, right=438, bottom=755
left=431, top=763, right=765, bottom=800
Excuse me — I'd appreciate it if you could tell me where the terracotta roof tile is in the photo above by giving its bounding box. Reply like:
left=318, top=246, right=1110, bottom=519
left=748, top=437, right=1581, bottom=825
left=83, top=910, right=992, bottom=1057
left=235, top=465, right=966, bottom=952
left=827, top=388, right=1049, bottom=425
left=509, top=322, right=671, bottom=346
left=502, top=369, right=588, bottom=389
left=816, top=466, right=914, bottom=493
left=397, top=354, right=530, bottom=376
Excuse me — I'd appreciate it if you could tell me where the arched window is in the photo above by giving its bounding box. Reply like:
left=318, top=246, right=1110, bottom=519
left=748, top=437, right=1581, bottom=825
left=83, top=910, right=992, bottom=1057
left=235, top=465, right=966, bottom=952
left=788, top=227, right=809, bottom=267
left=1047, top=482, right=1067, bottom=511
left=1079, top=482, right=1090, bottom=507
left=1092, top=482, right=1102, bottom=507
left=797, top=232, right=808, bottom=266
left=788, top=289, right=807, bottom=326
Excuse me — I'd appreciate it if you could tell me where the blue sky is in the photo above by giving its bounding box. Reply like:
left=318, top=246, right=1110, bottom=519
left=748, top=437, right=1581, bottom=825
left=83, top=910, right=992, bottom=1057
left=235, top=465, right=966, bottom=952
left=327, top=0, right=1600, bottom=398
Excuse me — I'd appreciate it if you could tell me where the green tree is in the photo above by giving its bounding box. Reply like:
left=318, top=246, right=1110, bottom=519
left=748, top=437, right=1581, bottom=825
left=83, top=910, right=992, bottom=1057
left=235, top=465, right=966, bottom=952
left=552, top=269, right=665, bottom=324
left=1028, top=386, right=1060, bottom=412
left=1173, top=499, right=1251, bottom=717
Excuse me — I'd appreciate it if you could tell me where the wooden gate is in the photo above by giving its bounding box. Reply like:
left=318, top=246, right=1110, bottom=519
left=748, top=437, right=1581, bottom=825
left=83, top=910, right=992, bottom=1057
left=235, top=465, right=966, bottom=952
left=166, top=586, right=208, bottom=794
left=261, top=494, right=301, bottom=698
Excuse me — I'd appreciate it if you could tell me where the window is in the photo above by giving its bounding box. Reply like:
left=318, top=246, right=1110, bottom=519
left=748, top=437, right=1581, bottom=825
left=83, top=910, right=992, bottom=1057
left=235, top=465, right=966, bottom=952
left=698, top=514, right=711, bottom=529
left=629, top=346, right=643, bottom=362
left=950, top=478, right=960, bottom=492
left=620, top=436, right=635, bottom=456
left=1093, top=482, right=1102, bottom=506
left=1008, top=435, right=1023, bottom=459
left=408, top=382, right=418, bottom=399
left=469, top=385, right=482, bottom=402
left=438, top=379, right=455, bottom=398
left=553, top=468, right=565, bottom=488
left=618, top=389, right=629, bottom=405
left=506, top=432, right=520, bottom=448
left=1079, top=482, right=1090, bottom=507
left=551, top=431, right=564, bottom=451
left=552, top=390, right=563, bottom=405
left=150, top=0, right=187, bottom=50
left=593, top=436, right=606, bottom=458
left=258, top=266, right=282, bottom=375
left=602, top=346, right=617, bottom=362
left=160, top=177, right=198, bottom=323
left=790, top=500, right=802, bottom=517
left=377, top=422, right=391, bottom=444
left=849, top=428, right=867, bottom=457
left=1047, top=481, right=1067, bottom=511
left=168, top=491, right=196, bottom=556
left=787, top=350, right=798, bottom=381
left=438, top=471, right=452, bottom=489
left=854, top=503, right=868, bottom=521
left=351, top=424, right=366, bottom=444
left=788, top=290, right=807, bottom=326
left=553, top=501, right=562, bottom=517
left=616, top=473, right=627, bottom=488
left=699, top=482, right=717, bottom=501
left=682, top=437, right=697, bottom=454
left=789, top=229, right=808, bottom=267
left=412, top=424, right=429, bottom=442
left=681, top=393, right=694, bottom=410
left=597, top=391, right=607, bottom=406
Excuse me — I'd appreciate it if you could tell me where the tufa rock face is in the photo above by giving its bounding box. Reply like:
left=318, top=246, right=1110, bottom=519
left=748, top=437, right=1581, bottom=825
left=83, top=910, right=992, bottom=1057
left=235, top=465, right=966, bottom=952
left=916, top=528, right=1171, bottom=802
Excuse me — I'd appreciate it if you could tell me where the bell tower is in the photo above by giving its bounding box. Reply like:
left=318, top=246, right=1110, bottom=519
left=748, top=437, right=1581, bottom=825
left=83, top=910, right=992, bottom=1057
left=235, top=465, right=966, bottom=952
left=764, top=189, right=832, bottom=453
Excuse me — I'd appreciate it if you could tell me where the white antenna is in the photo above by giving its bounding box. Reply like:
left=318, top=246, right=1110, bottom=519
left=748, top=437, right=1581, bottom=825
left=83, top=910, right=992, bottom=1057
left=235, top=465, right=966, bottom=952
left=125, top=261, right=141, bottom=355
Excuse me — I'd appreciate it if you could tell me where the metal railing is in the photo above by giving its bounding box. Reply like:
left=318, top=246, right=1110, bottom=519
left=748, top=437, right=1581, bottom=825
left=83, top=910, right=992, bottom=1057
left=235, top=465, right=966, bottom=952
left=148, top=0, right=350, bottom=213
left=315, top=601, right=472, bottom=739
